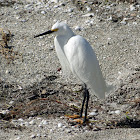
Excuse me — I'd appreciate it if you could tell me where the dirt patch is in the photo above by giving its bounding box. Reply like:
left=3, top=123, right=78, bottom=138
left=0, top=0, right=140, bottom=139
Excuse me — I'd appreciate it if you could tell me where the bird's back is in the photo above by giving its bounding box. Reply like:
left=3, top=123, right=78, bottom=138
left=64, top=35, right=107, bottom=99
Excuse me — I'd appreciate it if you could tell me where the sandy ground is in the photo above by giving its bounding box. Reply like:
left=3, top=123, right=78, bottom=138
left=0, top=0, right=140, bottom=139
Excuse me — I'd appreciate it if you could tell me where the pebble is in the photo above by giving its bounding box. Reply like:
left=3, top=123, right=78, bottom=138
left=5, top=70, right=9, bottom=74
left=59, top=2, right=66, bottom=6
left=9, top=100, right=14, bottom=105
left=39, top=119, right=48, bottom=127
left=108, top=111, right=115, bottom=115
left=50, top=0, right=59, bottom=3
left=18, top=118, right=24, bottom=122
left=115, top=110, right=121, bottom=115
left=16, top=136, right=21, bottom=140
left=75, top=26, right=81, bottom=31
left=24, top=122, right=29, bottom=127
left=19, top=122, right=24, bottom=127
left=41, top=11, right=46, bottom=14
left=21, top=19, right=28, bottom=22
left=130, top=4, right=136, bottom=11
left=85, top=20, right=90, bottom=24
left=42, top=120, right=48, bottom=125
left=133, top=22, right=137, bottom=25
left=86, top=6, right=91, bottom=12
left=43, top=134, right=47, bottom=137
left=54, top=5, right=59, bottom=8
left=36, top=133, right=41, bottom=137
left=50, top=45, right=54, bottom=50
left=24, top=4, right=32, bottom=9
left=0, top=110, right=9, bottom=114
left=120, top=18, right=128, bottom=25
left=89, top=112, right=98, bottom=116
left=29, top=120, right=36, bottom=125
left=37, top=117, right=42, bottom=120
left=92, top=109, right=98, bottom=112
left=107, top=16, right=112, bottom=21
left=17, top=85, right=22, bottom=90
left=58, top=122, right=63, bottom=128
left=36, top=2, right=42, bottom=5
left=82, top=13, right=94, bottom=17
left=30, top=134, right=36, bottom=138
left=89, top=20, right=94, bottom=26
left=106, top=6, right=111, bottom=9
left=67, top=8, right=74, bottom=13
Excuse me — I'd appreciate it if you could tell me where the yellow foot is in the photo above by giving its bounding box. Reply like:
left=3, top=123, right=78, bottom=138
left=73, top=118, right=83, bottom=124
left=65, top=114, right=81, bottom=119
left=65, top=114, right=90, bottom=125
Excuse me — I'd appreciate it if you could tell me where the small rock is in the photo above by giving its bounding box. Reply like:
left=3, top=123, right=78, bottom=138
left=24, top=122, right=29, bottom=127
left=75, top=26, right=81, bottom=31
left=120, top=18, right=128, bottom=25
left=18, top=118, right=24, bottom=122
left=50, top=45, right=54, bottom=50
left=54, top=5, right=59, bottom=8
left=0, top=110, right=9, bottom=115
left=86, top=6, right=91, bottom=11
left=37, top=117, right=42, bottom=120
left=29, top=120, right=35, bottom=125
left=9, top=100, right=14, bottom=105
left=41, top=11, right=46, bottom=14
left=89, top=112, right=98, bottom=116
left=21, top=19, right=28, bottom=22
left=67, top=8, right=74, bottom=13
left=16, top=136, right=21, bottom=140
left=133, top=22, right=137, bottom=25
left=92, top=109, right=98, bottom=112
left=82, top=13, right=94, bottom=17
left=89, top=20, right=94, bottom=26
left=115, top=110, right=121, bottom=115
left=43, top=134, right=47, bottom=137
left=17, top=85, right=22, bottom=90
left=30, top=134, right=36, bottom=138
left=66, top=129, right=72, bottom=133
left=36, top=133, right=41, bottom=137
left=108, top=111, right=115, bottom=114
left=50, top=0, right=59, bottom=3
left=42, top=120, right=48, bottom=125
left=85, top=20, right=90, bottom=24
left=24, top=4, right=32, bottom=10
left=59, top=2, right=66, bottom=6
left=130, top=4, right=136, bottom=11
left=5, top=70, right=9, bottom=74
left=58, top=122, right=63, bottom=128
left=106, top=6, right=111, bottom=9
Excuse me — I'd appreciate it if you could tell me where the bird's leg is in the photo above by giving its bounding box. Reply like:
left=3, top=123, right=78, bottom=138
left=80, top=89, right=86, bottom=117
left=83, top=87, right=89, bottom=123
left=66, top=84, right=89, bottom=125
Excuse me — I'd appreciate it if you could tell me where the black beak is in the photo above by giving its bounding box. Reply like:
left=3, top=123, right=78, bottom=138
left=34, top=30, right=54, bottom=38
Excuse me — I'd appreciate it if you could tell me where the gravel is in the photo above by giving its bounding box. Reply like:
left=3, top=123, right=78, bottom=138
left=0, top=0, right=140, bottom=139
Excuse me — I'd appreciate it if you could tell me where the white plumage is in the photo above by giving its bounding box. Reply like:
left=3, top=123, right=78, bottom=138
left=34, top=21, right=112, bottom=123
left=52, top=21, right=107, bottom=99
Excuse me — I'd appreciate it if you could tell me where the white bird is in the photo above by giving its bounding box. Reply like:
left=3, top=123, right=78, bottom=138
left=34, top=21, right=111, bottom=123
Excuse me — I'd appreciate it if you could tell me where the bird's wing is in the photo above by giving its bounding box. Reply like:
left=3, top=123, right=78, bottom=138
left=64, top=35, right=107, bottom=99
left=54, top=37, right=72, bottom=76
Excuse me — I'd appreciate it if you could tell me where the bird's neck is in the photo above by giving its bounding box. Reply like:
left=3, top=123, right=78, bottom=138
left=56, top=32, right=75, bottom=47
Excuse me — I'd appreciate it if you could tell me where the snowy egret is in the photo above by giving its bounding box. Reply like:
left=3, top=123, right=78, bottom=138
left=34, top=21, right=110, bottom=123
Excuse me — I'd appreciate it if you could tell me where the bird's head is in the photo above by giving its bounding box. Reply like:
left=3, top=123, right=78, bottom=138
left=51, top=21, right=69, bottom=35
left=34, top=21, right=73, bottom=38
